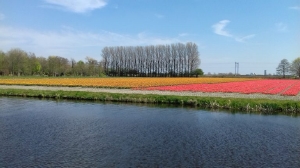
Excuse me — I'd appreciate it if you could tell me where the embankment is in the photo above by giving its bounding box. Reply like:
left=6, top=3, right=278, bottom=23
left=0, top=85, right=299, bottom=115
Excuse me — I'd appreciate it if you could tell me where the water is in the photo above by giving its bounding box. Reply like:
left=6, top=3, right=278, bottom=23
left=0, top=97, right=299, bottom=167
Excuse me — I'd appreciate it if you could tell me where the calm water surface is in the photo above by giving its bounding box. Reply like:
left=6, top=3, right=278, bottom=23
left=0, top=97, right=299, bottom=167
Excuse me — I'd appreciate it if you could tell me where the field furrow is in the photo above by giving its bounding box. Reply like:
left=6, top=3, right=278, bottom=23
left=142, top=79, right=300, bottom=96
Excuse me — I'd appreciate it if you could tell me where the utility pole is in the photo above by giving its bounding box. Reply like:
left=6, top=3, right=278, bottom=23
left=235, top=62, right=236, bottom=75
left=235, top=62, right=239, bottom=75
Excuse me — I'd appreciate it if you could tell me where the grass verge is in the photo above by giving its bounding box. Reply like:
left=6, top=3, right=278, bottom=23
left=0, top=88, right=299, bottom=115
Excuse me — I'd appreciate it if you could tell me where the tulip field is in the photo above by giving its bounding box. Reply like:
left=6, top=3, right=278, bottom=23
left=0, top=77, right=253, bottom=88
left=0, top=77, right=299, bottom=96
left=142, top=79, right=300, bottom=96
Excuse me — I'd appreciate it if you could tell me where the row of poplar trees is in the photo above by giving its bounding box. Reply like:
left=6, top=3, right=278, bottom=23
left=101, top=42, right=200, bottom=77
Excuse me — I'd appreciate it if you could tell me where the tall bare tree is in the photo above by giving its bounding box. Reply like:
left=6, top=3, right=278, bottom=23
left=85, top=56, right=98, bottom=76
left=276, top=59, right=290, bottom=78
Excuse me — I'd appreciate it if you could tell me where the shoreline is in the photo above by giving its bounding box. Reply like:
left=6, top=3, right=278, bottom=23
left=0, top=85, right=299, bottom=101
left=0, top=85, right=300, bottom=115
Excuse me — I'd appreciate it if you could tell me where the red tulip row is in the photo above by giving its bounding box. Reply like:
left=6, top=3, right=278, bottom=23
left=143, top=79, right=300, bottom=96
left=281, top=81, right=300, bottom=96
left=262, top=80, right=297, bottom=95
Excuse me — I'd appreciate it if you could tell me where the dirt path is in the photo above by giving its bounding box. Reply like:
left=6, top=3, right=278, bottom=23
left=0, top=85, right=299, bottom=101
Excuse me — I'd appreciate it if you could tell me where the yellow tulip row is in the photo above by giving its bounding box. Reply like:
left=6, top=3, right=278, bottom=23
left=0, top=77, right=256, bottom=88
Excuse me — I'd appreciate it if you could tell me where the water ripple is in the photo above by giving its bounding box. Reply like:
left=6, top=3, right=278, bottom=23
left=0, top=97, right=299, bottom=167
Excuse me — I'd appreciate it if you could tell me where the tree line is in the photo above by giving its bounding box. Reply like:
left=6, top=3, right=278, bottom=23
left=0, top=42, right=202, bottom=77
left=0, top=49, right=103, bottom=76
left=101, top=42, right=201, bottom=77
left=276, top=58, right=300, bottom=78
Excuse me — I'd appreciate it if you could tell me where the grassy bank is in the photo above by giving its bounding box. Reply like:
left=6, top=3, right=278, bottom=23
left=0, top=88, right=299, bottom=115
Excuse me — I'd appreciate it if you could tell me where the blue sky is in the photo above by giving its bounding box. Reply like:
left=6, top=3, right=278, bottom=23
left=0, top=0, right=299, bottom=75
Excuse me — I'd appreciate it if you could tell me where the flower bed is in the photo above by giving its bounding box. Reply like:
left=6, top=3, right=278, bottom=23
left=0, top=77, right=255, bottom=88
left=142, top=79, right=300, bottom=96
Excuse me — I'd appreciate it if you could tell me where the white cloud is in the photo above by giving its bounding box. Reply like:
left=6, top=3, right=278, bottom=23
left=0, top=25, right=182, bottom=59
left=212, top=20, right=255, bottom=43
left=179, top=33, right=189, bottom=37
left=0, top=13, right=5, bottom=20
left=212, top=20, right=232, bottom=37
left=276, top=22, right=288, bottom=32
left=289, top=6, right=300, bottom=10
left=44, top=0, right=107, bottom=13
left=235, top=34, right=256, bottom=43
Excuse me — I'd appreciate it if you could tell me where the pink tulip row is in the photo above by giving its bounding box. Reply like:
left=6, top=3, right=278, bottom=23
left=143, top=79, right=300, bottom=96
left=281, top=81, right=300, bottom=96
left=261, top=80, right=298, bottom=95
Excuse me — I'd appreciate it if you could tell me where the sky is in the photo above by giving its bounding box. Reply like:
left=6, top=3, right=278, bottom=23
left=0, top=0, right=299, bottom=75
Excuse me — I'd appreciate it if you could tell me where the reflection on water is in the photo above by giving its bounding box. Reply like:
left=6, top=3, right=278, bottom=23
left=0, top=97, right=299, bottom=167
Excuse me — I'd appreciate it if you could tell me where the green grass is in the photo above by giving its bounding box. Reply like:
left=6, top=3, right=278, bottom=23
left=0, top=88, right=299, bottom=115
